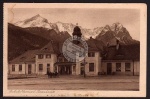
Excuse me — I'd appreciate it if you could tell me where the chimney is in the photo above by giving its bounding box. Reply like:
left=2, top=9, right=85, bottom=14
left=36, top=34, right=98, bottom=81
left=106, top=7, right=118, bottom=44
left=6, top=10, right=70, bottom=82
left=116, top=39, right=119, bottom=50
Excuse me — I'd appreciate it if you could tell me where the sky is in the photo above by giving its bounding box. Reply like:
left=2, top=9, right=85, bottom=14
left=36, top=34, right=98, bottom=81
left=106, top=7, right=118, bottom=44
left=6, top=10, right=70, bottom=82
left=8, top=8, right=140, bottom=40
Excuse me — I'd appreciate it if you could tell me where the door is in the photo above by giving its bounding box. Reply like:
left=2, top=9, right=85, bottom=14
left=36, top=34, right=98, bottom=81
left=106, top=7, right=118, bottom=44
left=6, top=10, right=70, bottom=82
left=107, top=63, right=112, bottom=75
left=60, top=65, right=65, bottom=75
left=28, top=64, right=32, bottom=74
left=47, top=64, right=50, bottom=74
left=80, top=67, right=84, bottom=75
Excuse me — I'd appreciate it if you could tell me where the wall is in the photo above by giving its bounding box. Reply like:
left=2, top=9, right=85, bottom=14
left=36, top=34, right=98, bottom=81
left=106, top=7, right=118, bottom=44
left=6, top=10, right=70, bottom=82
left=9, top=64, right=26, bottom=74
left=25, top=63, right=36, bottom=74
left=133, top=61, right=140, bottom=76
left=9, top=63, right=36, bottom=75
left=101, top=60, right=140, bottom=76
left=75, top=52, right=100, bottom=76
left=36, top=54, right=57, bottom=75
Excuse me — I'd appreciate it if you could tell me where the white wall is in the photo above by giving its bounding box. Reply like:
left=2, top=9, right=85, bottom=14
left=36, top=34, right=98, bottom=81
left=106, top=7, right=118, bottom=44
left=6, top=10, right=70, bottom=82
left=75, top=52, right=100, bottom=76
left=101, top=61, right=139, bottom=75
left=133, top=61, right=140, bottom=76
left=9, top=63, right=36, bottom=75
left=36, top=54, right=57, bottom=75
left=9, top=64, right=25, bottom=74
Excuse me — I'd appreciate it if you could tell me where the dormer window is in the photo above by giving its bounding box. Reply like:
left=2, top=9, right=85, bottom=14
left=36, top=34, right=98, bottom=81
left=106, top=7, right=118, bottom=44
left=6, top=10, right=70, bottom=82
left=46, top=54, right=51, bottom=58
left=88, top=52, right=95, bottom=57
left=38, top=54, right=43, bottom=59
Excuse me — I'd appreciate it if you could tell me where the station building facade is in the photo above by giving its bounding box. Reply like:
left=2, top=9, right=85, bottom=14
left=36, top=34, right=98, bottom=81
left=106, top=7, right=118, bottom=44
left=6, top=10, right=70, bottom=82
left=8, top=38, right=140, bottom=76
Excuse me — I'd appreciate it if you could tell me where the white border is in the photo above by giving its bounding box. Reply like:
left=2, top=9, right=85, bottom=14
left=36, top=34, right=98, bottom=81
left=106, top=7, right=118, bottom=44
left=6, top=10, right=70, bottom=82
left=3, top=3, right=147, bottom=97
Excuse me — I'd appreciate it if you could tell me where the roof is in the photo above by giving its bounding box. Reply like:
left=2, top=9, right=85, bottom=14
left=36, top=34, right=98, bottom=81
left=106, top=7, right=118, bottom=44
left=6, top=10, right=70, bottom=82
left=87, top=37, right=104, bottom=51
left=54, top=62, right=76, bottom=66
left=9, top=50, right=39, bottom=64
left=102, top=44, right=140, bottom=61
left=37, top=41, right=60, bottom=54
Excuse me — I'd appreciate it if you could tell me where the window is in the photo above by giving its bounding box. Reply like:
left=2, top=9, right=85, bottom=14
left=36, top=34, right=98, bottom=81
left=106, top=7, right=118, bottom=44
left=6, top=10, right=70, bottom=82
left=89, top=63, right=94, bottom=72
left=39, top=64, right=43, bottom=71
left=46, top=54, right=51, bottom=58
left=19, top=64, right=22, bottom=71
left=116, top=63, right=121, bottom=72
left=47, top=64, right=50, bottom=67
left=125, top=63, right=131, bottom=72
left=12, top=65, right=15, bottom=71
left=88, top=52, right=95, bottom=57
left=38, top=54, right=43, bottom=59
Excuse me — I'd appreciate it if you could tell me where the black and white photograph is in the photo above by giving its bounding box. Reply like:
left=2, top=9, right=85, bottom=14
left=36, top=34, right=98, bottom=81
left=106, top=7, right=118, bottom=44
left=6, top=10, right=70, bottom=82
left=3, top=3, right=147, bottom=97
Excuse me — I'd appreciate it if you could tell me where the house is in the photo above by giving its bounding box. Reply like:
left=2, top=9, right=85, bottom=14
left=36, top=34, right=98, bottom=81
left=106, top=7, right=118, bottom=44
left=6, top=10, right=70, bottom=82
left=52, top=37, right=102, bottom=76
left=74, top=37, right=102, bottom=76
left=101, top=42, right=140, bottom=76
left=8, top=50, right=39, bottom=75
left=35, top=41, right=60, bottom=75
left=8, top=38, right=140, bottom=76
left=8, top=37, right=140, bottom=76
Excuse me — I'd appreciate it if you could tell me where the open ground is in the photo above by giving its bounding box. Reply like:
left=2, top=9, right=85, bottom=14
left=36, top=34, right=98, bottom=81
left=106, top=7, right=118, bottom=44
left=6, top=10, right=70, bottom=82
left=8, top=75, right=139, bottom=91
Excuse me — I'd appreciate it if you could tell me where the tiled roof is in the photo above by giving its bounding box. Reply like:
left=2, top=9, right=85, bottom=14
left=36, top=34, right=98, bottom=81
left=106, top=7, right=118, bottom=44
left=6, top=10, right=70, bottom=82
left=9, top=50, right=39, bottom=64
left=86, top=38, right=100, bottom=51
left=37, top=41, right=60, bottom=54
left=102, top=44, right=140, bottom=61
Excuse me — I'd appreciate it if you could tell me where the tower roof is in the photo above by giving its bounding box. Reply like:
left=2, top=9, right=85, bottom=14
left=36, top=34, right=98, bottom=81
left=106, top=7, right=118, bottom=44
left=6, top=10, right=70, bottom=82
left=72, top=26, right=82, bottom=36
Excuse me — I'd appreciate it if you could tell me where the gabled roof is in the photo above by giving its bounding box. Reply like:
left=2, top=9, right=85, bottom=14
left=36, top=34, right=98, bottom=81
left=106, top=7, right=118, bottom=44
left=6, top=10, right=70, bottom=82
left=37, top=41, right=60, bottom=54
left=87, top=37, right=104, bottom=51
left=102, top=44, right=140, bottom=61
left=9, top=50, right=39, bottom=64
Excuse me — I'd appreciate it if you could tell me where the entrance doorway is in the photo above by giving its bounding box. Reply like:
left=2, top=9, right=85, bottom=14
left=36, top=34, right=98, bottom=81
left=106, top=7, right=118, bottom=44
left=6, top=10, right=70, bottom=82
left=28, top=64, right=32, bottom=74
left=47, top=64, right=50, bottom=74
left=59, top=65, right=71, bottom=75
left=107, top=63, right=112, bottom=75
left=80, top=67, right=84, bottom=75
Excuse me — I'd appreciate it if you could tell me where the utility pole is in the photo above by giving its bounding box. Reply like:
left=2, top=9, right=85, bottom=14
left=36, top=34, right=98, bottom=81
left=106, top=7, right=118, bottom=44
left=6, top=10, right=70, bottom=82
left=84, top=58, right=86, bottom=78
left=133, top=60, right=134, bottom=76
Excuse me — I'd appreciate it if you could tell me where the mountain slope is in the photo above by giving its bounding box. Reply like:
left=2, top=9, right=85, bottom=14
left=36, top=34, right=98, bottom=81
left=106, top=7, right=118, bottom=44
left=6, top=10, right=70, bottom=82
left=95, top=23, right=140, bottom=45
left=14, top=14, right=139, bottom=44
left=8, top=23, right=49, bottom=61
left=24, top=27, right=71, bottom=43
left=15, top=14, right=52, bottom=29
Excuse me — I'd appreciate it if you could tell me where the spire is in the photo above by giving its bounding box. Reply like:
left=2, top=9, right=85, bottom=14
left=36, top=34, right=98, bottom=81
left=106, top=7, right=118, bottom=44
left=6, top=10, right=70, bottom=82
left=72, top=24, right=82, bottom=37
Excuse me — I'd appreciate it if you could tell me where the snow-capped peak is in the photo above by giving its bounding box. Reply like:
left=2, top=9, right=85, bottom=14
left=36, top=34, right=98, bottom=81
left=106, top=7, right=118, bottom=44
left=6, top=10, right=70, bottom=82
left=15, top=14, right=52, bottom=29
left=110, top=22, right=123, bottom=33
left=14, top=14, right=126, bottom=40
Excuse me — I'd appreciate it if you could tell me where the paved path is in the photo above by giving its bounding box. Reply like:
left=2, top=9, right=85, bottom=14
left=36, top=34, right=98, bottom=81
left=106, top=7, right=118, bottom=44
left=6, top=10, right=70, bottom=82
left=8, top=75, right=139, bottom=91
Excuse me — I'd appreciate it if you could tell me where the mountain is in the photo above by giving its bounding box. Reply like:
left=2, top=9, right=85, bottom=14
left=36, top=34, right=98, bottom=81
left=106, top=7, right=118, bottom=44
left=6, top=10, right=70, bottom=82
left=14, top=14, right=101, bottom=39
left=8, top=23, right=49, bottom=61
left=96, top=23, right=139, bottom=45
left=15, top=14, right=52, bottom=29
left=14, top=14, right=139, bottom=45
